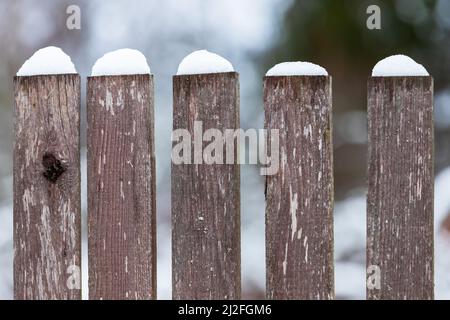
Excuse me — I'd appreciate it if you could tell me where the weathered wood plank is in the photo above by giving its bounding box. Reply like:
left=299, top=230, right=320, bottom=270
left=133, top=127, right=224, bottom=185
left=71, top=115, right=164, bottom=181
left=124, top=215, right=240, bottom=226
left=367, top=76, right=434, bottom=300
left=172, top=72, right=241, bottom=299
left=264, top=76, right=334, bottom=300
left=87, top=75, right=156, bottom=300
left=13, top=74, right=81, bottom=300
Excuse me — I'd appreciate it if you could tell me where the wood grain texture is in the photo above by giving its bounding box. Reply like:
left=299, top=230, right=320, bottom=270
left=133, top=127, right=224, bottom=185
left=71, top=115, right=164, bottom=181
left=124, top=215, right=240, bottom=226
left=367, top=77, right=434, bottom=300
left=87, top=75, right=156, bottom=300
left=172, top=72, right=241, bottom=299
left=264, top=76, right=334, bottom=300
left=13, top=75, right=81, bottom=300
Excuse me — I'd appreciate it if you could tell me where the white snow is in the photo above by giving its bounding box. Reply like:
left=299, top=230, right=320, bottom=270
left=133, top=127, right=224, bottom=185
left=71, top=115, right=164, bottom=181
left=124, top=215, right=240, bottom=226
left=436, top=233, right=450, bottom=300
left=372, top=54, right=429, bottom=77
left=16, top=46, right=77, bottom=76
left=91, top=49, right=151, bottom=76
left=335, top=262, right=366, bottom=299
left=435, top=167, right=450, bottom=229
left=176, top=50, right=234, bottom=75
left=266, top=61, right=328, bottom=76
left=334, top=195, right=366, bottom=260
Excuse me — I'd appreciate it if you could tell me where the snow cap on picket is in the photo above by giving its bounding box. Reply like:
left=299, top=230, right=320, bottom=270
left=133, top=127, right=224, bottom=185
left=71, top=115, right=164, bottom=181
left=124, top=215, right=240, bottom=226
left=17, top=46, right=77, bottom=76
left=91, top=49, right=151, bottom=76
left=372, top=55, right=429, bottom=77
left=266, top=61, right=328, bottom=76
left=176, top=50, right=234, bottom=75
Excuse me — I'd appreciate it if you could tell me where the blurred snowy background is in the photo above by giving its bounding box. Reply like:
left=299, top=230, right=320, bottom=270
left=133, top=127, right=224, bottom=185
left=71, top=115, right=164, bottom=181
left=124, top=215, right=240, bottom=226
left=1, top=0, right=450, bottom=299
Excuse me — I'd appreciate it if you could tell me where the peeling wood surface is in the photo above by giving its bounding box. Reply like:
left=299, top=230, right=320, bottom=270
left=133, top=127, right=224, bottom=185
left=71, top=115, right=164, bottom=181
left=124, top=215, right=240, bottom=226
left=264, top=76, right=334, bottom=300
left=172, top=72, right=241, bottom=299
left=13, top=75, right=81, bottom=300
left=87, top=75, right=156, bottom=300
left=367, top=77, right=434, bottom=300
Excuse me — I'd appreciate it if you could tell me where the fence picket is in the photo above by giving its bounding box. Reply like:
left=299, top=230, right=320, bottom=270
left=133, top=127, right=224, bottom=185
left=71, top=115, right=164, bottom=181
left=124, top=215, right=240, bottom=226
left=172, top=72, right=241, bottom=299
left=367, top=76, right=434, bottom=300
left=264, top=75, right=334, bottom=299
left=87, top=75, right=156, bottom=300
left=13, top=74, right=81, bottom=299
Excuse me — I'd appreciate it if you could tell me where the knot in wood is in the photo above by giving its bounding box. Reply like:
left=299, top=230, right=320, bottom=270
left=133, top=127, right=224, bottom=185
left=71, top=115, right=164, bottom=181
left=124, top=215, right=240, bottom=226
left=42, top=152, right=66, bottom=183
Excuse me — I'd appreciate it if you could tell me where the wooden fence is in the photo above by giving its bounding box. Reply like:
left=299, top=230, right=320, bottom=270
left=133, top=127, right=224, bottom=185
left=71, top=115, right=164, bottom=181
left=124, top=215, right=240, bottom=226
left=12, top=72, right=434, bottom=300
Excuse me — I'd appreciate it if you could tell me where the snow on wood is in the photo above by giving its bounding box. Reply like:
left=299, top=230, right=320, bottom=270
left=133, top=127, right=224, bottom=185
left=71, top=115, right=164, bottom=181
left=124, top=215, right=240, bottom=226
left=91, top=49, right=151, bottom=76
left=372, top=54, right=429, bottom=77
left=176, top=50, right=234, bottom=75
left=266, top=61, right=328, bottom=76
left=16, top=46, right=77, bottom=76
